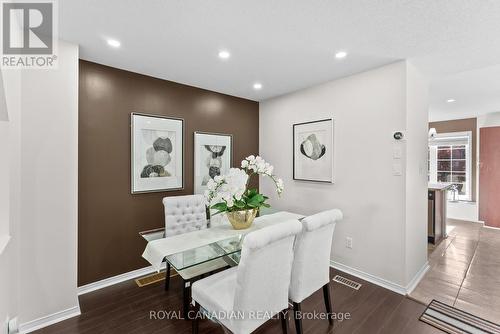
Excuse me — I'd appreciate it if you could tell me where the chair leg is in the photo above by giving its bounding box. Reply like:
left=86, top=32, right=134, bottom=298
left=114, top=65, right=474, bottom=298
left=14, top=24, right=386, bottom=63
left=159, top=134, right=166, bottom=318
left=192, top=301, right=200, bottom=334
left=293, top=302, right=303, bottom=334
left=164, top=262, right=171, bottom=291
left=279, top=308, right=289, bottom=334
left=323, top=283, right=334, bottom=325
left=183, top=279, right=191, bottom=320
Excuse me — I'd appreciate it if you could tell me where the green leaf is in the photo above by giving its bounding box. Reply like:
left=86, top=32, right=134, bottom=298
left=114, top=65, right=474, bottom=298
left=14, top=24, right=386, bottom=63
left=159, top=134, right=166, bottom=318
left=234, top=200, right=246, bottom=209
left=211, top=202, right=227, bottom=212
left=253, top=193, right=265, bottom=202
left=247, top=188, right=258, bottom=197
left=247, top=193, right=264, bottom=206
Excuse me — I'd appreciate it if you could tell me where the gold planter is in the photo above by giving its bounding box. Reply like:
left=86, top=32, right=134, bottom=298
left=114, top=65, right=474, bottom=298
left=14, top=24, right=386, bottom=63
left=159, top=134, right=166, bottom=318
left=226, top=209, right=258, bottom=230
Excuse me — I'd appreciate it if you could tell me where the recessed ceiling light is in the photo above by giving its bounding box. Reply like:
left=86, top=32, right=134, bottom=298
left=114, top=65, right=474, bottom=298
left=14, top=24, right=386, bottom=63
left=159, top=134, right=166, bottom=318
left=218, top=50, right=231, bottom=59
left=107, top=39, right=121, bottom=48
left=446, top=98, right=456, bottom=103
left=335, top=51, right=347, bottom=59
left=253, top=82, right=262, bottom=90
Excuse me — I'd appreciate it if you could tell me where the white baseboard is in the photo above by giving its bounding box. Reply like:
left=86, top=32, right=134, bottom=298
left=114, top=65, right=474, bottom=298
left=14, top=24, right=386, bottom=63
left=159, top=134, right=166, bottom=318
left=19, top=306, right=81, bottom=334
left=18, top=265, right=167, bottom=333
left=77, top=263, right=166, bottom=295
left=448, top=217, right=484, bottom=224
left=483, top=224, right=500, bottom=230
left=330, top=260, right=407, bottom=295
left=405, top=262, right=430, bottom=294
left=330, top=260, right=429, bottom=295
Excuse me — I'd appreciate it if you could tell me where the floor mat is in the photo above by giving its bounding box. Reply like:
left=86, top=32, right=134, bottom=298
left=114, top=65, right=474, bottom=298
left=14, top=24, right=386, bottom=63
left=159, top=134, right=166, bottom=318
left=420, top=300, right=500, bottom=334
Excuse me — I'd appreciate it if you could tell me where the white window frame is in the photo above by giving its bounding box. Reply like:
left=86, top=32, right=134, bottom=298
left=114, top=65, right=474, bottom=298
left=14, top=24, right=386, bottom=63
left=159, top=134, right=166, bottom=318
left=428, top=131, right=472, bottom=201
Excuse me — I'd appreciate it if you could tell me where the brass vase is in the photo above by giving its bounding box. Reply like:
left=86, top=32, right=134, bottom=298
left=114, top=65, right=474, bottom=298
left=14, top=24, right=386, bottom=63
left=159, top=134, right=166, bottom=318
left=226, top=208, right=258, bottom=230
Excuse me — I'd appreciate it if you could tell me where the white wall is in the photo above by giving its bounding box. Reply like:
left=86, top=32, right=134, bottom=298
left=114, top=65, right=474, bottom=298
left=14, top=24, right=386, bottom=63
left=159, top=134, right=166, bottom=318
left=447, top=202, right=479, bottom=222
left=404, top=62, right=429, bottom=284
left=0, top=70, right=8, bottom=121
left=0, top=67, right=21, bottom=334
left=0, top=41, right=79, bottom=331
left=260, top=61, right=428, bottom=289
left=16, top=40, right=79, bottom=327
left=477, top=111, right=500, bottom=128
left=0, top=71, right=10, bottom=237
left=0, top=102, right=12, bottom=334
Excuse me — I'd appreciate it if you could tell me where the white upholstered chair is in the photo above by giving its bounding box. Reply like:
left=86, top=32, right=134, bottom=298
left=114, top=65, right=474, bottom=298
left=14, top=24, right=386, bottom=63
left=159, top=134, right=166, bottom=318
left=163, top=195, right=229, bottom=317
left=191, top=220, right=303, bottom=334
left=289, top=209, right=343, bottom=334
left=164, top=194, right=207, bottom=237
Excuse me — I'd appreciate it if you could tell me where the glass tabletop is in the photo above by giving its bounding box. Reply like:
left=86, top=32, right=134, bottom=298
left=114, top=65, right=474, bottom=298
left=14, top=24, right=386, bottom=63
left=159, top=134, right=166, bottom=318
left=165, top=235, right=244, bottom=271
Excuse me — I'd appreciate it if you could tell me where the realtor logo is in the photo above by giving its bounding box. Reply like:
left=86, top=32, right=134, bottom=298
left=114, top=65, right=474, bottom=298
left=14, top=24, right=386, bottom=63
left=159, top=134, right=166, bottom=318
left=1, top=0, right=58, bottom=68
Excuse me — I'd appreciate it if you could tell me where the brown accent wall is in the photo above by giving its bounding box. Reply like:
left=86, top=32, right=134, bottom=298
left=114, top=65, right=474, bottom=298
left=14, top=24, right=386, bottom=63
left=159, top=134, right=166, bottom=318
left=79, top=60, right=259, bottom=286
left=429, top=118, right=477, bottom=201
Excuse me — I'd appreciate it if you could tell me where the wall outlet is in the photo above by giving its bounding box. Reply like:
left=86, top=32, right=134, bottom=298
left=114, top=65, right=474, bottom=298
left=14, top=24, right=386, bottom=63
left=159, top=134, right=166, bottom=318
left=346, top=237, right=353, bottom=249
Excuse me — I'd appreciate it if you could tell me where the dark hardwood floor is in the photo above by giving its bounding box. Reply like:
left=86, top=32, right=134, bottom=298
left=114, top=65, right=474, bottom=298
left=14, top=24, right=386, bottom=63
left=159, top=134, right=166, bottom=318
left=35, top=269, right=442, bottom=334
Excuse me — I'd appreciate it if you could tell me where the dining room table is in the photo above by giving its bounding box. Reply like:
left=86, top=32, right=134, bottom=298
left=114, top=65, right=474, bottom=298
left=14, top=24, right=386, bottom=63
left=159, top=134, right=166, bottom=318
left=140, top=210, right=305, bottom=318
left=141, top=210, right=304, bottom=272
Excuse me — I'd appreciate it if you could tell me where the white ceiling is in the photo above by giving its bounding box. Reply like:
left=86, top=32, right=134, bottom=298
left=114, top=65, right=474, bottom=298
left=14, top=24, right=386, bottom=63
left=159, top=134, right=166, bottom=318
left=60, top=0, right=500, bottom=119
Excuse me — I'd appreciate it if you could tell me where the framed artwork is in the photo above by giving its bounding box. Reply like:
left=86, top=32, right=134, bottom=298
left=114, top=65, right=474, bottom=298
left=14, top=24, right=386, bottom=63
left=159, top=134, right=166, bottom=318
left=293, top=118, right=334, bottom=183
left=131, top=113, right=184, bottom=193
left=194, top=131, right=233, bottom=194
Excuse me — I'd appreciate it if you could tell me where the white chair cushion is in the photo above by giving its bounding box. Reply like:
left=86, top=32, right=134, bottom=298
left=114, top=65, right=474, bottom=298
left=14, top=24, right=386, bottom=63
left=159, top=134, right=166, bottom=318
left=191, top=267, right=238, bottom=330
left=289, top=209, right=342, bottom=303
left=192, top=220, right=303, bottom=334
left=163, top=195, right=207, bottom=237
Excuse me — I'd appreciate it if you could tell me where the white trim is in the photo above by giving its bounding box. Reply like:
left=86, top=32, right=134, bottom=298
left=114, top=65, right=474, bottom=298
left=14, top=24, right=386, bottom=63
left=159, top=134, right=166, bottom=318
left=483, top=225, right=500, bottom=231
left=19, top=306, right=81, bottom=334
left=405, top=262, right=430, bottom=294
left=0, top=234, right=11, bottom=255
left=330, top=260, right=429, bottom=295
left=77, top=263, right=166, bottom=295
left=330, top=260, right=407, bottom=295
left=447, top=217, right=484, bottom=225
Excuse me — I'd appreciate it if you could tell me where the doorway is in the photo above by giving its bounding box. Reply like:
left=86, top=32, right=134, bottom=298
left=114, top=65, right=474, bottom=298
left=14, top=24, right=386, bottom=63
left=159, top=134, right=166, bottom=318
left=479, top=126, right=500, bottom=228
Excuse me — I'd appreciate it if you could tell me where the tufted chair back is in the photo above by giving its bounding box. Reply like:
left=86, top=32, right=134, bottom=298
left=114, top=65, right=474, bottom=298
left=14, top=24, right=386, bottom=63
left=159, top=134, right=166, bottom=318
left=163, top=195, right=208, bottom=237
left=289, top=209, right=343, bottom=303
left=231, top=220, right=302, bottom=333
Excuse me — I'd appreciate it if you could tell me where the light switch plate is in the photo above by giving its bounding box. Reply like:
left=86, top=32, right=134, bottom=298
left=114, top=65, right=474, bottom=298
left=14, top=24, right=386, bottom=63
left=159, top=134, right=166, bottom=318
left=393, top=145, right=402, bottom=159
left=346, top=237, right=353, bottom=249
left=392, top=163, right=402, bottom=176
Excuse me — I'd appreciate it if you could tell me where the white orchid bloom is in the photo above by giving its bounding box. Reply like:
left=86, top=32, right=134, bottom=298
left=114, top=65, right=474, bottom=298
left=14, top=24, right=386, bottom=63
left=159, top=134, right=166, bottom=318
left=207, top=179, right=217, bottom=190
left=266, top=165, right=274, bottom=175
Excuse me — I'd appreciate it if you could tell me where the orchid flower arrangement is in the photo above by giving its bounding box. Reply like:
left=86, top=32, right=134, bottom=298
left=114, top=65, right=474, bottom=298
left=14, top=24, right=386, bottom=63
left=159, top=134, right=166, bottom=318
left=205, top=155, right=284, bottom=215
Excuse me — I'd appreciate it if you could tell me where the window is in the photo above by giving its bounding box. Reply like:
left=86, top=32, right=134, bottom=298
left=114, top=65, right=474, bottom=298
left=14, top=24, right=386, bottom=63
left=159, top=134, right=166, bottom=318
left=428, top=131, right=472, bottom=201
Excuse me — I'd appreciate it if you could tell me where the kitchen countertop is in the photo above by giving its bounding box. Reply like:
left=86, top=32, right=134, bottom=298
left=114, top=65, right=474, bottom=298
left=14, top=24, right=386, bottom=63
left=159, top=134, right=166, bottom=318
left=428, top=182, right=454, bottom=191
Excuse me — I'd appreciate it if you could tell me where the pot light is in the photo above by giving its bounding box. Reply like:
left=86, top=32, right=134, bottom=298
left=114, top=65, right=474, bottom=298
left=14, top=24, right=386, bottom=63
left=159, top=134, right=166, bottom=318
left=335, top=51, right=347, bottom=59
left=253, top=82, right=262, bottom=90
left=218, top=50, right=231, bottom=59
left=446, top=98, right=456, bottom=103
left=107, top=39, right=121, bottom=48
